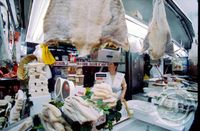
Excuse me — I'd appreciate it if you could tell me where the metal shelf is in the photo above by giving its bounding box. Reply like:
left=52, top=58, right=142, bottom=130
left=53, top=61, right=108, bottom=67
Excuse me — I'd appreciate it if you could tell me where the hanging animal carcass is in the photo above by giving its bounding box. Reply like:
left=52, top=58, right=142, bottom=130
left=0, top=3, right=12, bottom=66
left=142, top=0, right=174, bottom=60
left=43, top=0, right=129, bottom=56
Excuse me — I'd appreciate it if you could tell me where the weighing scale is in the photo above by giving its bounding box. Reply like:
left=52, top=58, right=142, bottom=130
left=95, top=72, right=108, bottom=84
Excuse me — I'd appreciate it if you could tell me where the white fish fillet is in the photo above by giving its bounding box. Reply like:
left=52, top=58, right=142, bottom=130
left=43, top=0, right=128, bottom=56
left=143, top=0, right=172, bottom=60
left=63, top=96, right=100, bottom=123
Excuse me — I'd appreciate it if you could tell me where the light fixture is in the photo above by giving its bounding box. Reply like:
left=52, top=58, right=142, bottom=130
left=26, top=0, right=50, bottom=43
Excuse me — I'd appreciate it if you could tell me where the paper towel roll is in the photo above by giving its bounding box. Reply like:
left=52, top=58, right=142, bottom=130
left=54, top=77, right=75, bottom=101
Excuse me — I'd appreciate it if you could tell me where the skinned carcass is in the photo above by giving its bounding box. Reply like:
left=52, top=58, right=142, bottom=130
left=43, top=0, right=129, bottom=56
left=142, top=0, right=174, bottom=60
left=0, top=4, right=12, bottom=66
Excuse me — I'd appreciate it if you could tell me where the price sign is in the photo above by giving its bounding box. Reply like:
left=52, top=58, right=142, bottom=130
left=74, top=86, right=86, bottom=96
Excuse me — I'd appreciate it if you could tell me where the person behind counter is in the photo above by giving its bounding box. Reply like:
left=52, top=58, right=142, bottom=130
left=150, top=59, right=163, bottom=78
left=106, top=62, right=127, bottom=101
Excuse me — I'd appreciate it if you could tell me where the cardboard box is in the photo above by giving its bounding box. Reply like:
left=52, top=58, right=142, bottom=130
left=91, top=48, right=121, bottom=62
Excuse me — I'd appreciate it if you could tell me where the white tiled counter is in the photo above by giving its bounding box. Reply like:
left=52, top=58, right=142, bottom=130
left=117, top=79, right=197, bottom=131
left=113, top=118, right=168, bottom=131
left=112, top=100, right=194, bottom=131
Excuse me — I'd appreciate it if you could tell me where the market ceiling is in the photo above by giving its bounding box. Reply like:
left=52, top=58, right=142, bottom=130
left=122, top=0, right=195, bottom=50
left=2, top=0, right=195, bottom=50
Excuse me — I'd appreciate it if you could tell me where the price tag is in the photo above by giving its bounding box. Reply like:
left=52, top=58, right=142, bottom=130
left=74, top=86, right=86, bottom=96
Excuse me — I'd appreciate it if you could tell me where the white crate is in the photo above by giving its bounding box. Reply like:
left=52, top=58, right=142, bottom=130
left=91, top=48, right=121, bottom=62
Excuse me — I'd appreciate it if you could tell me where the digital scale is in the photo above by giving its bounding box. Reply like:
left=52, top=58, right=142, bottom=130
left=95, top=72, right=108, bottom=84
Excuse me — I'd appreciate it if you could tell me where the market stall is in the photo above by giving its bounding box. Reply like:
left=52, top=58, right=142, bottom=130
left=0, top=0, right=198, bottom=131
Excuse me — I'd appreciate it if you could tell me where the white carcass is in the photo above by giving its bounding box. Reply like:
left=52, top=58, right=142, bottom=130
left=43, top=0, right=129, bottom=56
left=142, top=0, right=174, bottom=60
left=0, top=3, right=12, bottom=66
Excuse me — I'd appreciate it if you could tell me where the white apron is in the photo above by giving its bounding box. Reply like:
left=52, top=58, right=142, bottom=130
left=106, top=72, right=125, bottom=99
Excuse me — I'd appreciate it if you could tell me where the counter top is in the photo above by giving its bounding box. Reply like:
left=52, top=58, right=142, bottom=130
left=130, top=82, right=197, bottom=131
left=112, top=100, right=195, bottom=131
left=113, top=118, right=168, bottom=131
left=112, top=113, right=194, bottom=131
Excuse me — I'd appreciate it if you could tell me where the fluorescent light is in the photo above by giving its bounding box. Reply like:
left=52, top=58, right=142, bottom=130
left=125, top=15, right=148, bottom=38
left=26, top=0, right=50, bottom=43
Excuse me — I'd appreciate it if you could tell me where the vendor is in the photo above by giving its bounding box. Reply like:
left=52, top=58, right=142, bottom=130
left=105, top=63, right=127, bottom=101
left=150, top=59, right=163, bottom=78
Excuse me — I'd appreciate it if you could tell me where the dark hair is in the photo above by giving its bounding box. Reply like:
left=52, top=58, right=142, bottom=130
left=144, top=53, right=150, bottom=62
left=113, top=63, right=119, bottom=67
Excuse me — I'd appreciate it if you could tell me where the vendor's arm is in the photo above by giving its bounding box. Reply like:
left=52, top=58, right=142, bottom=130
left=120, top=78, right=127, bottom=101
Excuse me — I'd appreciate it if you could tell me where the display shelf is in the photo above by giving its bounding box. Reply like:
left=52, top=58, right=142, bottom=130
left=0, top=78, right=19, bottom=81
left=53, top=61, right=108, bottom=67
left=68, top=74, right=77, bottom=77
left=0, top=78, right=20, bottom=98
left=52, top=61, right=108, bottom=87
left=52, top=61, right=67, bottom=67
left=66, top=63, right=77, bottom=66
left=77, top=62, right=108, bottom=67
left=53, top=63, right=107, bottom=67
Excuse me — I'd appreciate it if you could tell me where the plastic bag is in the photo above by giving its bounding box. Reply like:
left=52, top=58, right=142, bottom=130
left=33, top=44, right=55, bottom=65
left=41, top=44, right=56, bottom=65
